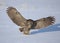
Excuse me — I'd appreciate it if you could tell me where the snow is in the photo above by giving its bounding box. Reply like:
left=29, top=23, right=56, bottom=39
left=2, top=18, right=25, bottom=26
left=0, top=24, right=60, bottom=43
left=0, top=0, right=60, bottom=43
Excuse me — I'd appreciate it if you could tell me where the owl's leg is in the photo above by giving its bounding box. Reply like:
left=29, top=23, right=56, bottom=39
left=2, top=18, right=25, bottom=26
left=19, top=28, right=24, bottom=32
left=23, top=27, right=30, bottom=35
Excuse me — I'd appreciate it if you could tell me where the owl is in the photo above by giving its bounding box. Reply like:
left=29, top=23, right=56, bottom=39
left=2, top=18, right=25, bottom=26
left=7, top=7, right=55, bottom=35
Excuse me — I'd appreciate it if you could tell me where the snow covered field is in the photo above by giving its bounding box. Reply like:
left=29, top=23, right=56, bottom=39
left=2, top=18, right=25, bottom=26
left=0, top=24, right=60, bottom=43
left=0, top=0, right=60, bottom=43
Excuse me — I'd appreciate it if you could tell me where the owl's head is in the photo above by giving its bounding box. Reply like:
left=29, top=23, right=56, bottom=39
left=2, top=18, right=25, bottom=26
left=27, top=19, right=34, bottom=28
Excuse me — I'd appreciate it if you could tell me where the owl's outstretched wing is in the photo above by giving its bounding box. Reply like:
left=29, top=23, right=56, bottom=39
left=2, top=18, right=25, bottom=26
left=35, top=16, right=55, bottom=29
left=7, top=7, right=27, bottom=26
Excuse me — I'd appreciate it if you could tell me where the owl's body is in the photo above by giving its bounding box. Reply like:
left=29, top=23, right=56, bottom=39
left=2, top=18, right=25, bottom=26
left=7, top=7, right=55, bottom=35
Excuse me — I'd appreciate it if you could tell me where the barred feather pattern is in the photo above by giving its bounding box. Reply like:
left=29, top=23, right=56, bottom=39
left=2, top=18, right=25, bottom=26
left=35, top=16, right=55, bottom=29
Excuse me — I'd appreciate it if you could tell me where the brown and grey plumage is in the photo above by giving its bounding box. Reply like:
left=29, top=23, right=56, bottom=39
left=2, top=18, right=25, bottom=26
left=6, top=7, right=55, bottom=35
